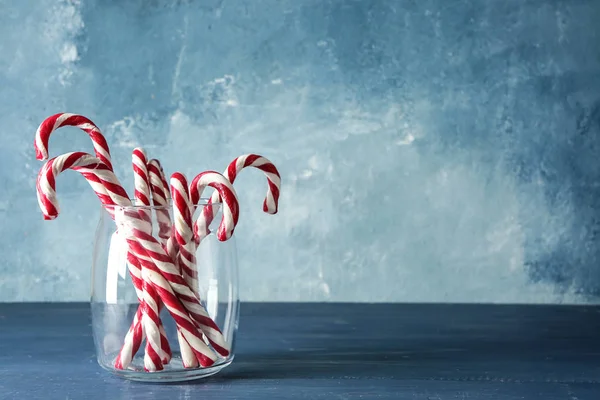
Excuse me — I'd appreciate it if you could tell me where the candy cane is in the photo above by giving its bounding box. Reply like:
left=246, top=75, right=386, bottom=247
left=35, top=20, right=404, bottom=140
left=36, top=152, right=126, bottom=219
left=37, top=152, right=221, bottom=367
left=132, top=148, right=165, bottom=372
left=147, top=158, right=180, bottom=360
left=184, top=171, right=239, bottom=356
left=226, top=154, right=281, bottom=214
left=187, top=156, right=280, bottom=318
left=166, top=173, right=200, bottom=368
left=34, top=113, right=113, bottom=170
left=170, top=173, right=198, bottom=288
left=195, top=154, right=280, bottom=243
left=190, top=171, right=240, bottom=243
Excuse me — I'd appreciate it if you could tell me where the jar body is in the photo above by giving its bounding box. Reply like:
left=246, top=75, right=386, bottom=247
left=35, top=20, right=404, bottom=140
left=91, top=205, right=239, bottom=382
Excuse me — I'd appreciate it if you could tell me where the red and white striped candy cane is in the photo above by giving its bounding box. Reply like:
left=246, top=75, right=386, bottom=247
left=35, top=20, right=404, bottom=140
left=190, top=171, right=240, bottom=243
left=226, top=154, right=281, bottom=214
left=181, top=171, right=240, bottom=356
left=37, top=152, right=220, bottom=367
left=170, top=173, right=199, bottom=292
left=35, top=113, right=113, bottom=170
left=195, top=154, right=280, bottom=243
left=36, top=152, right=126, bottom=219
left=168, top=173, right=200, bottom=368
left=132, top=148, right=166, bottom=372
left=146, top=159, right=176, bottom=361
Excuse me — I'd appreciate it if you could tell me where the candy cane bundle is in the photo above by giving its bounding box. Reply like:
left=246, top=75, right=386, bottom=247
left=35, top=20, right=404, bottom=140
left=34, top=113, right=281, bottom=373
left=36, top=152, right=231, bottom=367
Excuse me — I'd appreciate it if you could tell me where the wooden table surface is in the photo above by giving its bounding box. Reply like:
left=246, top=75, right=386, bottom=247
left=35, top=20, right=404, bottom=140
left=1, top=302, right=599, bottom=399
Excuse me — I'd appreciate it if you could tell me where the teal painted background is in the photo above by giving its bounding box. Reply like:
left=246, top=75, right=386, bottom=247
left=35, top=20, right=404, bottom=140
left=1, top=0, right=600, bottom=303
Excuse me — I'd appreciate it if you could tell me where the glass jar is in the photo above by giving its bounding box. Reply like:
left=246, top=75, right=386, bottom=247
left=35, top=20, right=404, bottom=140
left=90, top=202, right=239, bottom=382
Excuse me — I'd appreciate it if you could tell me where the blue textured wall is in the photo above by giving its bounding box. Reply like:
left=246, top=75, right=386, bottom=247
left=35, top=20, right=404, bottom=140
left=1, top=0, right=600, bottom=302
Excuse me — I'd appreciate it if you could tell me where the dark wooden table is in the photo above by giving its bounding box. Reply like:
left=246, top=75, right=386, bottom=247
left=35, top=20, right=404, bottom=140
left=0, top=303, right=599, bottom=399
